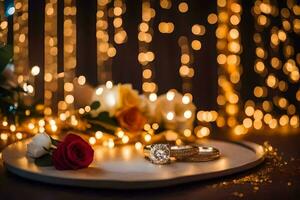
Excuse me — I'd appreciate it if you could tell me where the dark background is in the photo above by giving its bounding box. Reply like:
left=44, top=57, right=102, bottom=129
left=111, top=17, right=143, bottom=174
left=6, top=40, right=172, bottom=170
left=5, top=0, right=300, bottom=113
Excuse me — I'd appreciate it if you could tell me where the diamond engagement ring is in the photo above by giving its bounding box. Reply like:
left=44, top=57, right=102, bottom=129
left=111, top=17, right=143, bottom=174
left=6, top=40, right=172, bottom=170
left=180, top=146, right=220, bottom=162
left=144, top=144, right=171, bottom=164
left=170, top=145, right=199, bottom=160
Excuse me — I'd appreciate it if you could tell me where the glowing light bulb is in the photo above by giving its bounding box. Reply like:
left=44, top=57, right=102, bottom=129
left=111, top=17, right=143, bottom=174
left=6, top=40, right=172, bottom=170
left=135, top=142, right=142, bottom=150
left=31, top=66, right=40, bottom=76
left=122, top=135, right=129, bottom=144
left=166, top=112, right=175, bottom=120
left=184, top=110, right=192, bottom=119
left=95, top=131, right=103, bottom=139
left=166, top=91, right=175, bottom=101
left=89, top=137, right=96, bottom=145
left=149, top=93, right=157, bottom=102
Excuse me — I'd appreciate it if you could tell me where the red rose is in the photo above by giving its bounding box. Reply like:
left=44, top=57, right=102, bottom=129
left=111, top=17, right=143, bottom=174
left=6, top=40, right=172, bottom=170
left=52, top=134, right=94, bottom=170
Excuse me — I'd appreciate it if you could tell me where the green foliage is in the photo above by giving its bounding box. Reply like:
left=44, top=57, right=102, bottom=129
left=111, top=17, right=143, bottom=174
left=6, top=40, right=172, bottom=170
left=34, top=154, right=53, bottom=167
left=0, top=45, right=13, bottom=73
left=90, top=101, right=101, bottom=110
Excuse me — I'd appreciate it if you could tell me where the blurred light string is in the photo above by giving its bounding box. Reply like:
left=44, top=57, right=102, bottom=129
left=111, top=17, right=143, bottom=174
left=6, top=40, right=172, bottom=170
left=216, top=0, right=242, bottom=131
left=14, top=0, right=33, bottom=105
left=139, top=0, right=156, bottom=98
left=0, top=0, right=8, bottom=45
left=44, top=0, right=58, bottom=116
left=246, top=0, right=299, bottom=131
left=63, top=0, right=76, bottom=115
left=96, top=0, right=112, bottom=84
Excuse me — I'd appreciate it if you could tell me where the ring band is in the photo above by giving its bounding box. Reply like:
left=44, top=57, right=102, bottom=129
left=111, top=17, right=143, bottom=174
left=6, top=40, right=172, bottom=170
left=180, top=146, right=220, bottom=162
left=170, top=145, right=199, bottom=160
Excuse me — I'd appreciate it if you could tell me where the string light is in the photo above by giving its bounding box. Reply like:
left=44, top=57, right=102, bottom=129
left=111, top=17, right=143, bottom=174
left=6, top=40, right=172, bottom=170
left=45, top=0, right=58, bottom=116
left=217, top=0, right=242, bottom=129
left=0, top=1, right=8, bottom=44
left=140, top=0, right=157, bottom=96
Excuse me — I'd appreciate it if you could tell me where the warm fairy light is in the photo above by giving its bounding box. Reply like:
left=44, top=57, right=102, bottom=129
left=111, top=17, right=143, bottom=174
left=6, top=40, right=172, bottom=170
left=166, top=90, right=176, bottom=101
left=184, top=110, right=192, bottom=119
left=28, top=123, right=35, bottom=130
left=233, top=125, right=247, bottom=135
left=51, top=124, right=58, bottom=132
left=10, top=125, right=16, bottom=132
left=191, top=40, right=201, bottom=51
left=95, top=131, right=103, bottom=139
left=195, top=126, right=210, bottom=138
left=182, top=95, right=191, bottom=104
left=0, top=133, right=8, bottom=141
left=144, top=123, right=151, bottom=131
left=31, top=66, right=40, bottom=76
left=245, top=106, right=255, bottom=116
left=149, top=93, right=157, bottom=102
left=166, top=112, right=175, bottom=120
left=64, top=82, right=74, bottom=92
left=89, top=137, right=96, bottom=145
left=135, top=142, right=143, bottom=150
left=96, top=87, right=104, bottom=95
left=217, top=1, right=242, bottom=128
left=152, top=123, right=159, bottom=130
left=243, top=118, right=253, bottom=128
left=38, top=119, right=45, bottom=127
left=158, top=22, right=174, bottom=33
left=144, top=134, right=151, bottom=142
left=106, top=81, right=113, bottom=89
left=107, top=139, right=115, bottom=148
left=77, top=75, right=86, bottom=85
left=59, top=113, right=67, bottom=121
left=183, top=129, right=192, bottom=137
left=2, top=121, right=8, bottom=127
left=65, top=95, right=74, bottom=104
left=207, top=13, right=218, bottom=24
left=178, top=2, right=188, bottom=13
left=117, top=130, right=125, bottom=138
left=290, top=115, right=299, bottom=128
left=15, top=132, right=22, bottom=140
left=253, top=120, right=263, bottom=130
left=122, top=135, right=129, bottom=144
left=84, top=106, right=91, bottom=112
left=191, top=24, right=205, bottom=36
left=269, top=119, right=278, bottom=129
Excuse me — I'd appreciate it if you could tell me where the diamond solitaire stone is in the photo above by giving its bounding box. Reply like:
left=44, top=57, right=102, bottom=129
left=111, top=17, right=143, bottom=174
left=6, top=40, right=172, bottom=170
left=149, top=144, right=170, bottom=164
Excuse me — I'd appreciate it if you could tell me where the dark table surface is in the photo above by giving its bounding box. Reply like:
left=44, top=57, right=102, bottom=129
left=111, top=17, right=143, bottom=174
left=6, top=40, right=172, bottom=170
left=1, top=130, right=300, bottom=200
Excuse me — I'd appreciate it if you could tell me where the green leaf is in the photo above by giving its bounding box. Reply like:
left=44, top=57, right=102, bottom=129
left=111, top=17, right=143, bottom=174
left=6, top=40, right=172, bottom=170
left=0, top=86, right=13, bottom=97
left=34, top=154, right=53, bottom=167
left=0, top=45, right=13, bottom=74
left=97, top=111, right=118, bottom=126
left=90, top=101, right=101, bottom=110
left=50, top=136, right=60, bottom=146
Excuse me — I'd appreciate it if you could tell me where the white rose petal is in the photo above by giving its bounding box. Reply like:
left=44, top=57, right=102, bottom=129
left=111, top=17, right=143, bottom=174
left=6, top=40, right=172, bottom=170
left=26, top=132, right=52, bottom=158
left=90, top=85, right=120, bottom=117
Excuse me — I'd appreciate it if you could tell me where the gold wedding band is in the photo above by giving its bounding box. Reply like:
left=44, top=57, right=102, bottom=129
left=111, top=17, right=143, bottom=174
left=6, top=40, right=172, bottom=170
left=180, top=146, right=220, bottom=162
left=170, top=145, right=199, bottom=160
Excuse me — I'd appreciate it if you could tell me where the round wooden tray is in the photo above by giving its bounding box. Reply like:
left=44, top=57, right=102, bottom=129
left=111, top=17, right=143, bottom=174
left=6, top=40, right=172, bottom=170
left=2, top=139, right=265, bottom=189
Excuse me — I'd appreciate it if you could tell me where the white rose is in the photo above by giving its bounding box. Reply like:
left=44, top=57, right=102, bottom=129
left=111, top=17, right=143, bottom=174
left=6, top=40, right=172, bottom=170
left=90, top=85, right=121, bottom=117
left=156, top=91, right=196, bottom=133
left=27, top=132, right=52, bottom=158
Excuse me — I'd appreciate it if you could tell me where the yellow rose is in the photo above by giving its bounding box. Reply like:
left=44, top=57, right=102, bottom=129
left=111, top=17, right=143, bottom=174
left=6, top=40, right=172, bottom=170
left=118, top=84, right=140, bottom=109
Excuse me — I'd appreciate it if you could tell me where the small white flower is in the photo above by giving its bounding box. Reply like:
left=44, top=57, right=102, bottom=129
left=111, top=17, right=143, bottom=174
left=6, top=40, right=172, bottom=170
left=27, top=132, right=52, bottom=158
